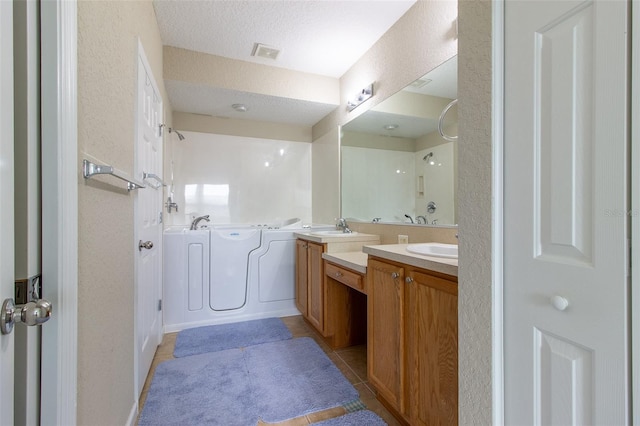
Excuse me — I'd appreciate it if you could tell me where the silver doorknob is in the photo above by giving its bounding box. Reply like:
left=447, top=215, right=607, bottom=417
left=138, top=240, right=154, bottom=251
left=1, top=298, right=52, bottom=335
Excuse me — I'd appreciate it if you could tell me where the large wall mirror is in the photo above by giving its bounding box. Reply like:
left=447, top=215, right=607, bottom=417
left=340, top=55, right=458, bottom=226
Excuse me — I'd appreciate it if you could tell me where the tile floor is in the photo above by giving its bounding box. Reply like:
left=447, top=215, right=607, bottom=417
left=137, top=315, right=401, bottom=425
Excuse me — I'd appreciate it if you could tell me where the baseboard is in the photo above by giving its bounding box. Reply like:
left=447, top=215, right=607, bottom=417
left=125, top=401, right=138, bottom=426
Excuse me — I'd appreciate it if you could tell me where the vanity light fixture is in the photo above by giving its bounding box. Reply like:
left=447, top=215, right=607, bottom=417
left=346, top=83, right=374, bottom=112
left=232, top=103, right=248, bottom=112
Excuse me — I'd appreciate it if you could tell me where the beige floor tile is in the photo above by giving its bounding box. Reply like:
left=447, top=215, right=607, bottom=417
left=306, top=406, right=346, bottom=423
left=354, top=383, right=402, bottom=426
left=335, top=345, right=367, bottom=383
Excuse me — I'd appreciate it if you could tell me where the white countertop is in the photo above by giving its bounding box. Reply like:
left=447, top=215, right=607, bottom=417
left=363, top=244, right=458, bottom=277
left=322, top=252, right=368, bottom=275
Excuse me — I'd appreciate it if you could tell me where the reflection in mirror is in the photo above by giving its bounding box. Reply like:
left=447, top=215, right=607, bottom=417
left=340, top=55, right=458, bottom=226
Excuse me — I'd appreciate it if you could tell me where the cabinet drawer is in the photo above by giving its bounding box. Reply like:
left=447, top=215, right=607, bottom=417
left=325, top=262, right=365, bottom=293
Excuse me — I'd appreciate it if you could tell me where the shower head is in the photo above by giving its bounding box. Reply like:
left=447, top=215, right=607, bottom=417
left=170, top=128, right=186, bottom=141
left=423, top=152, right=442, bottom=167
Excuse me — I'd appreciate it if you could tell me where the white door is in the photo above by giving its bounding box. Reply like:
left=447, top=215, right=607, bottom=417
left=135, top=41, right=163, bottom=399
left=504, top=0, right=629, bottom=424
left=0, top=0, right=15, bottom=421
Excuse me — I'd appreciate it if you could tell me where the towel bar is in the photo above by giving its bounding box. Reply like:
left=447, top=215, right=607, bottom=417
left=82, top=159, right=146, bottom=191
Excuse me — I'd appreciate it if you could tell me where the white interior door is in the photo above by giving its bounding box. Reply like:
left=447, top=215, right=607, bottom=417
left=135, top=41, right=163, bottom=400
left=504, top=0, right=629, bottom=424
left=0, top=0, right=15, bottom=421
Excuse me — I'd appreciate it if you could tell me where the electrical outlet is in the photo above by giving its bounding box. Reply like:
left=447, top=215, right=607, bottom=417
left=398, top=235, right=409, bottom=244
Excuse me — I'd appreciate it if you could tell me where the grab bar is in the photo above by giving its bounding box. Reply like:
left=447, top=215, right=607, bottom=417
left=143, top=172, right=166, bottom=190
left=438, top=98, right=458, bottom=142
left=82, top=159, right=146, bottom=191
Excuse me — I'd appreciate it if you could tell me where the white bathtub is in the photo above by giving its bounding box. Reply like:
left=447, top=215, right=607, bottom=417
left=162, top=222, right=331, bottom=332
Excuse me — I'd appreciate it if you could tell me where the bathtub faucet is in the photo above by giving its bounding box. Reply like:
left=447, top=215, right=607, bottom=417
left=190, top=215, right=210, bottom=230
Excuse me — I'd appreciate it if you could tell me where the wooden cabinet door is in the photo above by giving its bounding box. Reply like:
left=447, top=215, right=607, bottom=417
left=306, top=241, right=325, bottom=333
left=405, top=269, right=458, bottom=426
left=367, top=258, right=405, bottom=412
left=294, top=239, right=308, bottom=316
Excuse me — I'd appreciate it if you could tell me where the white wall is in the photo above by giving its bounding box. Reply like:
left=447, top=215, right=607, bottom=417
left=167, top=130, right=312, bottom=226
left=341, top=146, right=415, bottom=222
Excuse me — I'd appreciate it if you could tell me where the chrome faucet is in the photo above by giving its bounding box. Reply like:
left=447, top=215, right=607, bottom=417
left=416, top=215, right=427, bottom=224
left=190, top=215, right=210, bottom=230
left=404, top=214, right=414, bottom=224
left=336, top=218, right=352, bottom=233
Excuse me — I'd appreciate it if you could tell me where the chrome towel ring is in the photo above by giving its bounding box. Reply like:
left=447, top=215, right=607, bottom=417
left=438, top=98, right=458, bottom=142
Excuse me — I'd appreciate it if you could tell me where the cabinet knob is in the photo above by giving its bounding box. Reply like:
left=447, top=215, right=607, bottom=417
left=405, top=277, right=414, bottom=284
left=391, top=272, right=400, bottom=279
left=550, top=295, right=569, bottom=311
left=335, top=272, right=342, bottom=278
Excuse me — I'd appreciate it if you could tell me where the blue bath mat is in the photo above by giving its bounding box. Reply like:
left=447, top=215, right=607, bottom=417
left=138, top=337, right=359, bottom=425
left=314, top=410, right=388, bottom=425
left=173, top=317, right=292, bottom=357
left=245, top=338, right=360, bottom=423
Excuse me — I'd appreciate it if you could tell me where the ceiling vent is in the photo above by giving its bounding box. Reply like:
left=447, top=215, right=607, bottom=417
left=252, top=43, right=281, bottom=60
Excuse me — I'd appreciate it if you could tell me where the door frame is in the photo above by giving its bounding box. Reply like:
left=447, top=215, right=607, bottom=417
left=632, top=2, right=640, bottom=424
left=491, top=0, right=505, bottom=424
left=40, top=0, right=78, bottom=424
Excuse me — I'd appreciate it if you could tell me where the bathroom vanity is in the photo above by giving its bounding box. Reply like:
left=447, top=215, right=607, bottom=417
left=294, top=234, right=459, bottom=426
left=294, top=232, right=379, bottom=345
left=364, top=245, right=458, bottom=426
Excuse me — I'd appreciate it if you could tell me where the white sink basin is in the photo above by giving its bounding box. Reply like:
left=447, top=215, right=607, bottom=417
left=406, top=243, right=458, bottom=259
left=310, top=230, right=359, bottom=237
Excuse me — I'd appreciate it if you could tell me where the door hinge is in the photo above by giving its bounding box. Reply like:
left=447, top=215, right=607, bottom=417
left=158, top=299, right=162, bottom=311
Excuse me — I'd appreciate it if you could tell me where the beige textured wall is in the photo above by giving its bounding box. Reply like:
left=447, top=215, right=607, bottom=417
left=164, top=46, right=340, bottom=105
left=457, top=0, right=493, bottom=423
left=312, top=0, right=458, bottom=140
left=77, top=1, right=169, bottom=424
left=349, top=222, right=458, bottom=245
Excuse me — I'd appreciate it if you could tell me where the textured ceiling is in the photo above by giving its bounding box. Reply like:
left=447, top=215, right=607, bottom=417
left=153, top=0, right=418, bottom=127
left=153, top=0, right=417, bottom=78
